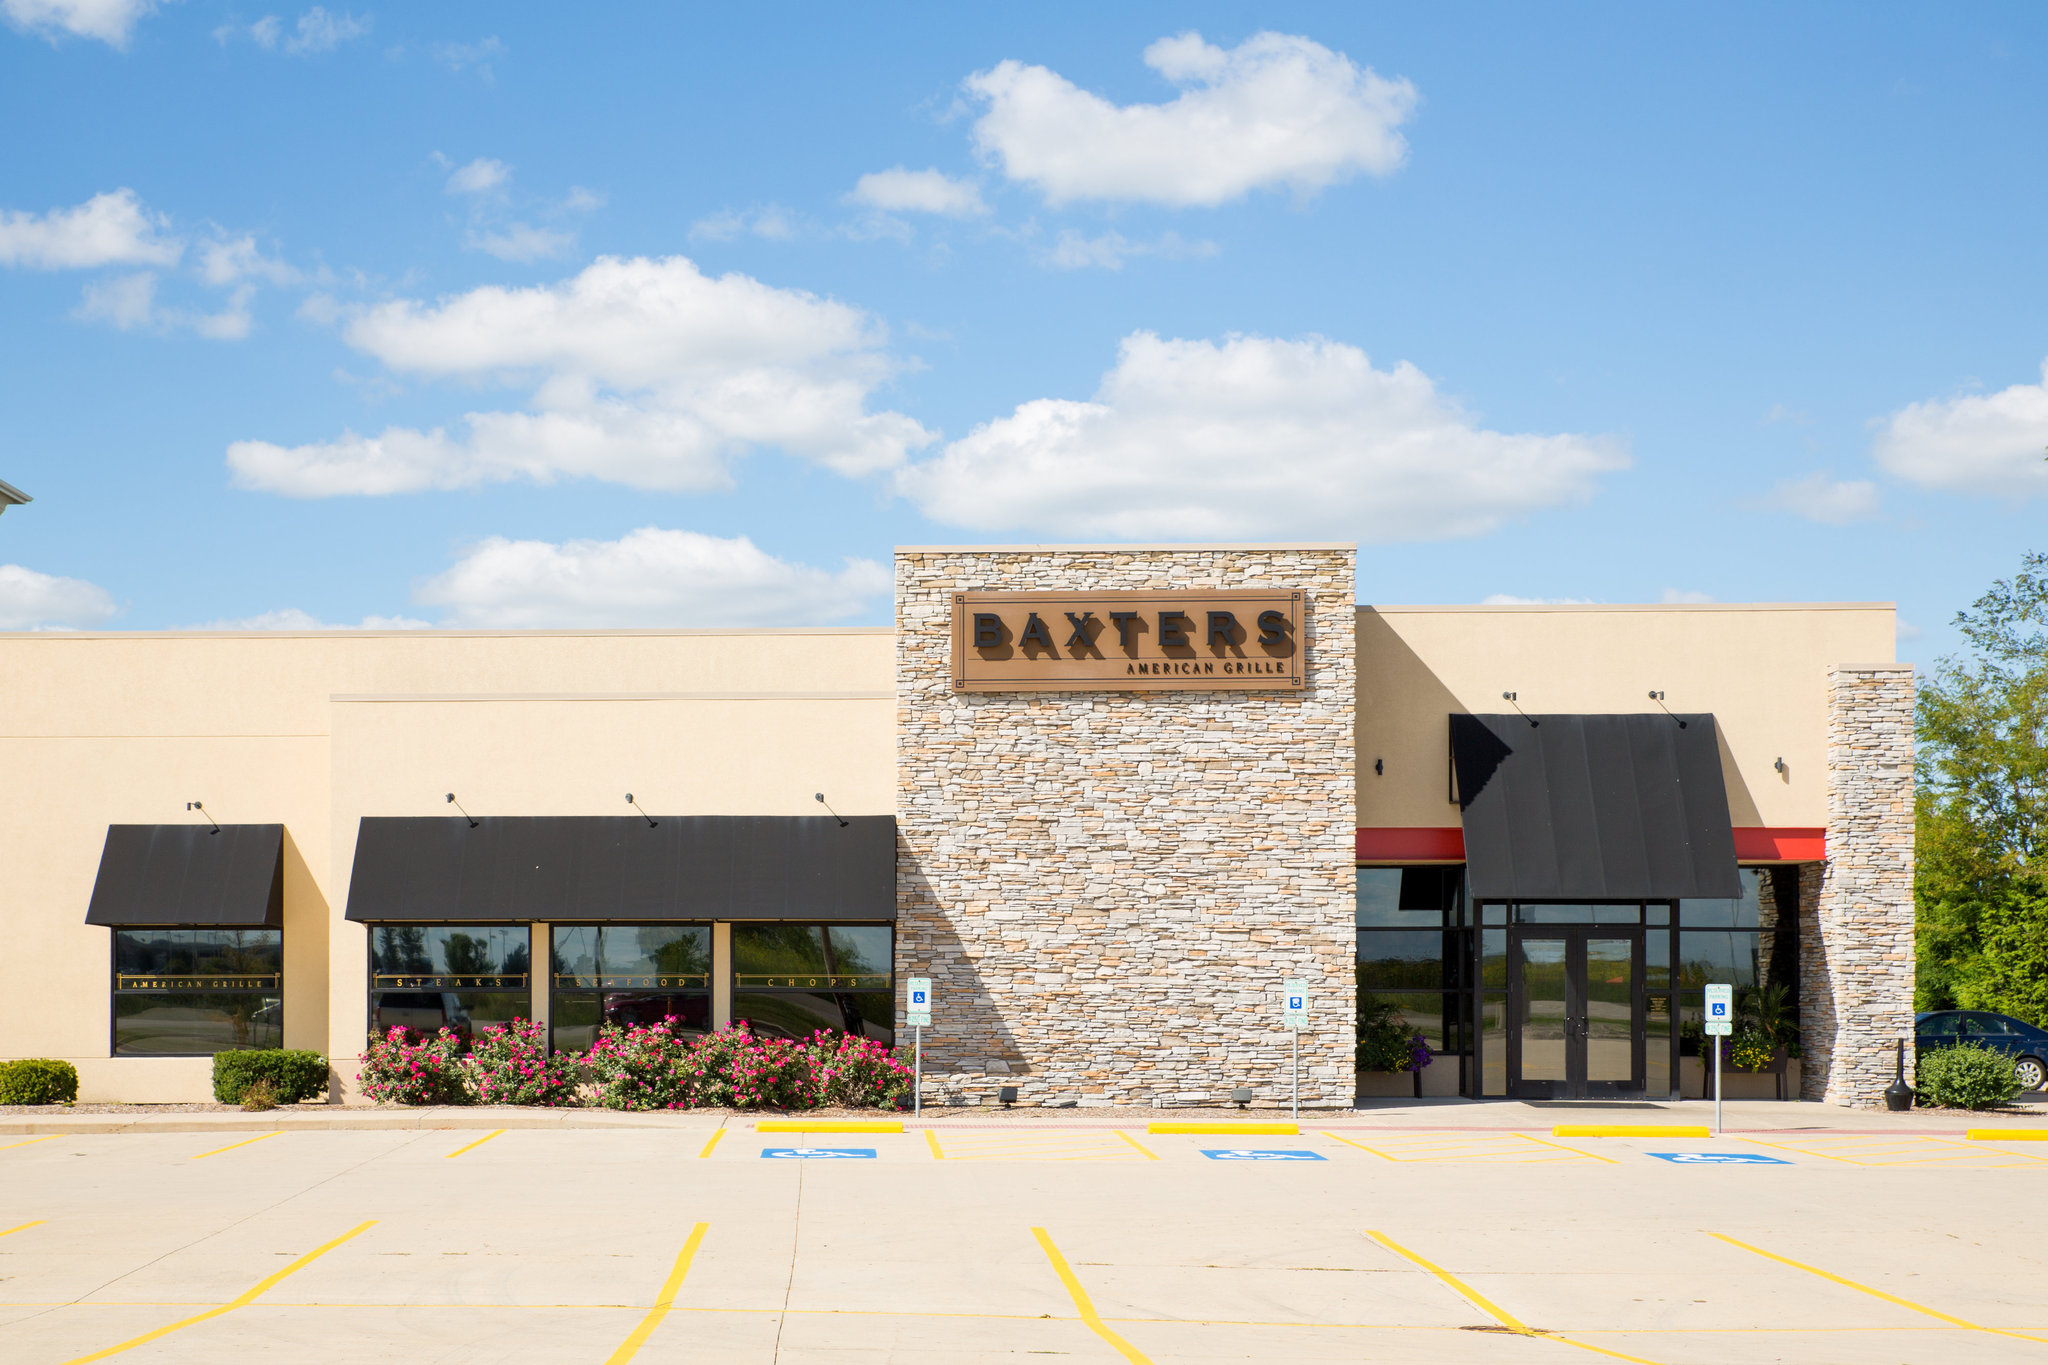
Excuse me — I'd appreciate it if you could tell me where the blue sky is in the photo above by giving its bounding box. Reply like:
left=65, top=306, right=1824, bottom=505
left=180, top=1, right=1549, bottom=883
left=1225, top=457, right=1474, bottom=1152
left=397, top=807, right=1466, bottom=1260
left=2, top=3, right=2045, bottom=661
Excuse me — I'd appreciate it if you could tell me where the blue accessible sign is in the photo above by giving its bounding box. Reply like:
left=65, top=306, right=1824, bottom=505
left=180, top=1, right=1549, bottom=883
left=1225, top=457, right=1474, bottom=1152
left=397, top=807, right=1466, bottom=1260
left=1199, top=1149, right=1327, bottom=1162
left=760, top=1147, right=877, bottom=1160
left=1648, top=1152, right=1790, bottom=1165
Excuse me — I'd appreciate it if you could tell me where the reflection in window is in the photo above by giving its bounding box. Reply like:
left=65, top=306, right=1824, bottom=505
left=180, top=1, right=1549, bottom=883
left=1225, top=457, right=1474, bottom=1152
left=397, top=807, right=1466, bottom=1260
left=551, top=924, right=712, bottom=1053
left=368, top=924, right=531, bottom=1047
left=112, top=928, right=283, bottom=1055
left=730, top=923, right=894, bottom=1048
left=1357, top=867, right=1471, bottom=1091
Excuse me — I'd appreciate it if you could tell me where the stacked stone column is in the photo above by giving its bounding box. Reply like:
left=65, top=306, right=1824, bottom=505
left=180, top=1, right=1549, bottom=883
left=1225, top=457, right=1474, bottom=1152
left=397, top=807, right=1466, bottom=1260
left=1800, top=664, right=1915, bottom=1106
left=894, top=546, right=1357, bottom=1107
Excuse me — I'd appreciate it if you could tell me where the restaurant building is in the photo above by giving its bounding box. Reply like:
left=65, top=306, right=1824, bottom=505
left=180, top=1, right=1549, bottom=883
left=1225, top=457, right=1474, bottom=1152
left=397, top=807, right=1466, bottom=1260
left=0, top=544, right=1914, bottom=1108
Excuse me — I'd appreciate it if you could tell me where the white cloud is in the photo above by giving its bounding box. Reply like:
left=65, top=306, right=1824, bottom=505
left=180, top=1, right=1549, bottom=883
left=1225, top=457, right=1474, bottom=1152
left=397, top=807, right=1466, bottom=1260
left=847, top=167, right=986, bottom=217
left=444, top=156, right=510, bottom=196
left=415, top=528, right=889, bottom=628
left=228, top=254, right=934, bottom=496
left=1660, top=588, right=1716, bottom=604
left=193, top=607, right=430, bottom=630
left=1481, top=594, right=1598, bottom=606
left=3, top=0, right=155, bottom=47
left=895, top=331, right=1624, bottom=541
left=966, top=30, right=1418, bottom=207
left=1038, top=229, right=1218, bottom=271
left=0, top=563, right=117, bottom=629
left=283, top=5, right=366, bottom=54
left=465, top=223, right=573, bottom=262
left=76, top=272, right=254, bottom=339
left=196, top=234, right=302, bottom=287
left=1757, top=471, right=1882, bottom=525
left=0, top=189, right=181, bottom=270
left=1896, top=618, right=1922, bottom=641
left=1872, top=360, right=2048, bottom=499
left=433, top=35, right=503, bottom=78
left=690, top=205, right=797, bottom=242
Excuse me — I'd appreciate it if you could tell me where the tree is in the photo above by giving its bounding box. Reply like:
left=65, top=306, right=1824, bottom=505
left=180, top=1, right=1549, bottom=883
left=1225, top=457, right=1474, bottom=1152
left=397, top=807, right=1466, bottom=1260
left=1917, top=552, right=2048, bottom=1022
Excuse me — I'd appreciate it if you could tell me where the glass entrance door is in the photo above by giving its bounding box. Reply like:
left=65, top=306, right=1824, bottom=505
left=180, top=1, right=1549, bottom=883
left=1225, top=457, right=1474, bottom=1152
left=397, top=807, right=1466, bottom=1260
left=1507, top=928, right=1645, bottom=1098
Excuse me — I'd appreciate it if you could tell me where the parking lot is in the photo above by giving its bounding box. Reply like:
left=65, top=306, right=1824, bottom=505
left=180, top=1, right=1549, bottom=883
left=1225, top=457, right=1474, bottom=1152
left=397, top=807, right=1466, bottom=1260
left=3, top=1118, right=2046, bottom=1364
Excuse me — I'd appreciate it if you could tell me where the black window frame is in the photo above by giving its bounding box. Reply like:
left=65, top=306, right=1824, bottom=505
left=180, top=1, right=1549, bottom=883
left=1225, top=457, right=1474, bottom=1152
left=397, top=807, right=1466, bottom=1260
left=547, top=921, right=714, bottom=1053
left=1356, top=866, right=1472, bottom=1092
left=365, top=922, right=533, bottom=1048
left=728, top=921, right=896, bottom=1049
left=109, top=925, right=284, bottom=1058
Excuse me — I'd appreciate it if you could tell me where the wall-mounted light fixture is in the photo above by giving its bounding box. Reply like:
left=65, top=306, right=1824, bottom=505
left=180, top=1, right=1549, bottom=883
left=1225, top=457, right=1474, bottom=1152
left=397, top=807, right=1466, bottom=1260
left=186, top=800, right=220, bottom=834
left=1374, top=758, right=1383, bottom=776
left=625, top=793, right=657, bottom=828
left=997, top=1085, right=1018, bottom=1108
left=445, top=793, right=479, bottom=828
left=1774, top=757, right=1787, bottom=775
left=1502, top=691, right=1538, bottom=727
left=813, top=792, right=849, bottom=828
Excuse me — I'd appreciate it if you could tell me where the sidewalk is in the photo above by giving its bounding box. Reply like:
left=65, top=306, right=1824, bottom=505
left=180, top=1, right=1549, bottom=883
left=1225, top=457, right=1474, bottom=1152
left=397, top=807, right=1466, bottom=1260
left=5, top=1092, right=2043, bottom=1137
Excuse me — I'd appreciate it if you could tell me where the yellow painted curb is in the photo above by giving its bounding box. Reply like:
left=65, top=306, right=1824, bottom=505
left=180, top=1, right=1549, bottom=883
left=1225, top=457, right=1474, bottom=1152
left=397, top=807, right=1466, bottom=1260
left=1966, top=1129, right=2048, bottom=1141
left=755, top=1120, right=903, bottom=1134
left=1552, top=1124, right=1711, bottom=1138
left=1147, top=1122, right=1299, bottom=1135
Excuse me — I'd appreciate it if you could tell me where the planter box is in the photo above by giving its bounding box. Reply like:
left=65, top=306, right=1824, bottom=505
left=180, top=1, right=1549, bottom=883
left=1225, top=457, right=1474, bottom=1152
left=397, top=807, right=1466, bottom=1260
left=1354, top=1070, right=1418, bottom=1098
left=1681, top=1056, right=1802, bottom=1100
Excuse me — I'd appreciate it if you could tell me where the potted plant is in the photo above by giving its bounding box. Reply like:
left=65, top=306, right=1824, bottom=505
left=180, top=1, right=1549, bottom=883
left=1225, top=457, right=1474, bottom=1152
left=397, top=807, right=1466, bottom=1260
left=1356, top=992, right=1431, bottom=1098
left=1730, top=982, right=1803, bottom=1100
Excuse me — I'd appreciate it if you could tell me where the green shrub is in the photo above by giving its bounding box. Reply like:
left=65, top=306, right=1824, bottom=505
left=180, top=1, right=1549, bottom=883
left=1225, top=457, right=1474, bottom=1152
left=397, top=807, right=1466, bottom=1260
left=0, top=1058, right=80, bottom=1105
left=240, top=1079, right=278, bottom=1112
left=212, top=1049, right=328, bottom=1105
left=1355, top=994, right=1425, bottom=1073
left=1916, top=1041, right=2023, bottom=1110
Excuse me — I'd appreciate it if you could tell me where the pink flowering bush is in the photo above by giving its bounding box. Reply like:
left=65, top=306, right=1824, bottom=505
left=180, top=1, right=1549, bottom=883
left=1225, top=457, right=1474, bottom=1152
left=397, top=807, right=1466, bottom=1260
left=466, top=1018, right=584, bottom=1106
left=585, top=1018, right=697, bottom=1110
left=811, top=1031, right=913, bottom=1108
left=357, top=1026, right=469, bottom=1105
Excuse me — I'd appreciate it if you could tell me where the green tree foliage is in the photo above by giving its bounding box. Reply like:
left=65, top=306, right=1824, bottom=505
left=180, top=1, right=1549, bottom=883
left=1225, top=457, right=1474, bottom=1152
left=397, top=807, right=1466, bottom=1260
left=1917, top=552, right=2048, bottom=1023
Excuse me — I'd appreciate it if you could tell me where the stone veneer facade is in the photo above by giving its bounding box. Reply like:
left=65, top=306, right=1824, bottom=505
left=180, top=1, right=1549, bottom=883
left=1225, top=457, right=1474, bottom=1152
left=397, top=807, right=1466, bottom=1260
left=1800, top=664, right=1916, bottom=1106
left=895, top=545, right=1357, bottom=1107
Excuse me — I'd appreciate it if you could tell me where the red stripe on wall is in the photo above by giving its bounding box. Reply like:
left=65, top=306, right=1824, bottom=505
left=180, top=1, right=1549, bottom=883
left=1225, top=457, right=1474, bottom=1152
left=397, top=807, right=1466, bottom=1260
left=1354, top=827, right=1827, bottom=863
left=1731, top=827, right=1826, bottom=862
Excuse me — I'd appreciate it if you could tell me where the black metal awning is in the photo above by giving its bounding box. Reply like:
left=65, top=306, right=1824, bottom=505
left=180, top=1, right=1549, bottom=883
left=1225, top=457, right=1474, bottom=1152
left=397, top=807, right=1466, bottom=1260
left=1450, top=713, right=1740, bottom=901
left=343, top=815, right=897, bottom=923
left=85, top=824, right=284, bottom=927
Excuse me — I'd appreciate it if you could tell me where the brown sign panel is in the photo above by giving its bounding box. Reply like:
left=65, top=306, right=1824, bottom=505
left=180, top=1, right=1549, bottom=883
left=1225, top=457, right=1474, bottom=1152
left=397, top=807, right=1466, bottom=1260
left=951, top=590, right=1304, bottom=692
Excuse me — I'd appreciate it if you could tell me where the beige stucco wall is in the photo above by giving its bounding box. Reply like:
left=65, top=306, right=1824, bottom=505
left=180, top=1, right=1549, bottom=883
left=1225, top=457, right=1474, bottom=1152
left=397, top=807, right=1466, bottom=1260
left=1355, top=603, right=1896, bottom=832
left=0, top=628, right=892, bottom=1101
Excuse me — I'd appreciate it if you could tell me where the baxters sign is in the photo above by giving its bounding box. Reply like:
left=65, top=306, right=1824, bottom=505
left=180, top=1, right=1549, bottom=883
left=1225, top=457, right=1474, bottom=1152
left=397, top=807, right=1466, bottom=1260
left=949, top=589, right=1304, bottom=693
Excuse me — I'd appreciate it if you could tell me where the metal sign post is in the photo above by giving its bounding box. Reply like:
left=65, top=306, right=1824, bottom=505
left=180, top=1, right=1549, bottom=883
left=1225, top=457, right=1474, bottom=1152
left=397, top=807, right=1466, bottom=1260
left=1282, top=979, right=1308, bottom=1121
left=1704, top=983, right=1733, bottom=1136
left=906, top=978, right=932, bottom=1118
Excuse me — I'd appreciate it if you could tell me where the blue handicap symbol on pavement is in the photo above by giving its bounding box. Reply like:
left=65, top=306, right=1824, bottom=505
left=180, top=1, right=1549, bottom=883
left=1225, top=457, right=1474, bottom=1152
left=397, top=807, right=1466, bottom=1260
left=1648, top=1152, right=1789, bottom=1165
left=761, top=1147, right=877, bottom=1160
left=1199, top=1149, right=1327, bottom=1162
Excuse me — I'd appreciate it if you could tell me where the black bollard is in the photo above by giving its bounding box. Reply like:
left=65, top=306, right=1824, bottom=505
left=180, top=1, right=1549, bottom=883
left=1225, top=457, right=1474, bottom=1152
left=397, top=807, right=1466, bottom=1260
left=1884, top=1037, right=1914, bottom=1111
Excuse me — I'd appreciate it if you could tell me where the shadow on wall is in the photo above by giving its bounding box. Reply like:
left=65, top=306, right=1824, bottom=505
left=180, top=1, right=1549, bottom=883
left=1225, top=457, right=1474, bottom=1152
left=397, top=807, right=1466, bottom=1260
left=278, top=828, right=337, bottom=1099
left=895, top=843, right=1030, bottom=1103
left=1714, top=718, right=1764, bottom=827
left=1355, top=609, right=1466, bottom=826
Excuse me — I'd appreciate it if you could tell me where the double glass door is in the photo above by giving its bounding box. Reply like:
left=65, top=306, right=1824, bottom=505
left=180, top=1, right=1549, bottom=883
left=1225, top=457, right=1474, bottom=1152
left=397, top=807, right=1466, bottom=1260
left=1507, top=928, right=1645, bottom=1099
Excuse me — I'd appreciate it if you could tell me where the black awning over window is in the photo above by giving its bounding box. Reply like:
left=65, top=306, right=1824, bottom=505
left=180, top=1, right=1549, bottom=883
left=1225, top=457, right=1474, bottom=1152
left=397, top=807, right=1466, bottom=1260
left=85, top=824, right=284, bottom=927
left=1450, top=713, right=1740, bottom=901
left=343, top=815, right=897, bottom=923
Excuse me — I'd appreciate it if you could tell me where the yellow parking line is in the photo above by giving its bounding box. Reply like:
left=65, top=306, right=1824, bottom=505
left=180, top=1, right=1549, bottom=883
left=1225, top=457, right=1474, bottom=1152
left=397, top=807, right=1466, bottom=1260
left=698, top=1129, right=726, bottom=1159
left=192, top=1131, right=282, bottom=1160
left=1, top=1220, right=46, bottom=1239
left=1, top=1135, right=57, bottom=1151
left=1514, top=1132, right=1617, bottom=1163
left=1322, top=1131, right=1395, bottom=1159
left=445, top=1129, right=506, bottom=1159
left=604, top=1222, right=709, bottom=1365
left=1968, top=1129, right=2048, bottom=1141
left=1708, top=1232, right=2048, bottom=1345
left=1031, top=1228, right=1151, bottom=1364
left=924, top=1130, right=945, bottom=1160
left=1113, top=1130, right=1160, bottom=1160
left=1366, top=1230, right=1664, bottom=1364
left=59, top=1219, right=375, bottom=1364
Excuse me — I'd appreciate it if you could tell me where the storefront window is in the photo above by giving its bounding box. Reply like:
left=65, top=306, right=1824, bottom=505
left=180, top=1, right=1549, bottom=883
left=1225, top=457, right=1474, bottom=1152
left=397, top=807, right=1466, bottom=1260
left=1676, top=869, right=1801, bottom=1078
left=1357, top=868, right=1472, bottom=1089
left=368, top=924, right=530, bottom=1047
left=551, top=924, right=711, bottom=1052
left=730, top=923, right=893, bottom=1048
left=112, top=928, right=282, bottom=1055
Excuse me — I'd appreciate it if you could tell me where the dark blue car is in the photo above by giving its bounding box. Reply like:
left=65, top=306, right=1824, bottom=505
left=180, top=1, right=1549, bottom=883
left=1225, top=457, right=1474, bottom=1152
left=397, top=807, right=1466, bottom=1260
left=1915, top=1011, right=2048, bottom=1091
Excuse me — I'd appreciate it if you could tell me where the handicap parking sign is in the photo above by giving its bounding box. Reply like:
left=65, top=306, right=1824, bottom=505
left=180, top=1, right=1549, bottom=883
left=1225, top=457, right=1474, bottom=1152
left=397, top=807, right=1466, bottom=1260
left=1648, top=1152, right=1789, bottom=1165
left=760, top=1147, right=876, bottom=1159
left=1200, top=1149, right=1327, bottom=1162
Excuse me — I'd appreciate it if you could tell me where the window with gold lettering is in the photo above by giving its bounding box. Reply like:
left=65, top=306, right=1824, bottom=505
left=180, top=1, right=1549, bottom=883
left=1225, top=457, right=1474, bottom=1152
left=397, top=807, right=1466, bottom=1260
left=550, top=924, right=711, bottom=1053
left=367, top=924, right=531, bottom=1047
left=731, top=923, right=894, bottom=1049
left=112, top=928, right=283, bottom=1056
